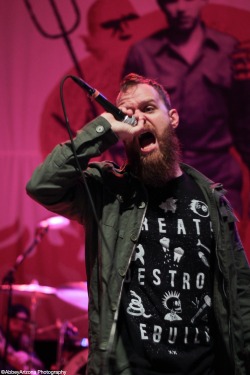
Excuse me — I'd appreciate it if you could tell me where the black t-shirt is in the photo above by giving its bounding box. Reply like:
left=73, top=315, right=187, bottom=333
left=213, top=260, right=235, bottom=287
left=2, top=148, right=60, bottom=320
left=118, top=173, right=216, bottom=375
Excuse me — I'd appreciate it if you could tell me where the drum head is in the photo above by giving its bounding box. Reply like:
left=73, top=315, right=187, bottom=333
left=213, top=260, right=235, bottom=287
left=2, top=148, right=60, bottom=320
left=63, top=348, right=88, bottom=374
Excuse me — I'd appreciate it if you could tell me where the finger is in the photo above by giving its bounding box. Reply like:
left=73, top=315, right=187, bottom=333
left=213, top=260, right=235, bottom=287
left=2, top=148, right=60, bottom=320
left=118, top=106, right=134, bottom=117
left=128, top=117, right=145, bottom=135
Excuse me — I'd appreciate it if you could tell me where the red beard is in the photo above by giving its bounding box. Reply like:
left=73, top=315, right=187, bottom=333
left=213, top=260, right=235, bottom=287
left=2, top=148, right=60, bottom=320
left=125, top=126, right=181, bottom=187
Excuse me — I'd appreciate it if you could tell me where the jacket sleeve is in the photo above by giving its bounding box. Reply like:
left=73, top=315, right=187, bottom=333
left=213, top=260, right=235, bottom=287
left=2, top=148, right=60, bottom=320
left=233, top=224, right=250, bottom=370
left=225, top=199, right=250, bottom=370
left=26, top=116, right=118, bottom=222
left=218, top=192, right=250, bottom=370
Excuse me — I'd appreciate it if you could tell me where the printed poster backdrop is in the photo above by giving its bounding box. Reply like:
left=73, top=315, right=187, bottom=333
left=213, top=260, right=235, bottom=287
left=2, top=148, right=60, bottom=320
left=0, top=0, right=250, bottom=345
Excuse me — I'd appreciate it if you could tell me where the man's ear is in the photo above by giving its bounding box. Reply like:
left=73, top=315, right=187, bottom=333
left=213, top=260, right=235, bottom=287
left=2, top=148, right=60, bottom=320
left=169, top=109, right=179, bottom=128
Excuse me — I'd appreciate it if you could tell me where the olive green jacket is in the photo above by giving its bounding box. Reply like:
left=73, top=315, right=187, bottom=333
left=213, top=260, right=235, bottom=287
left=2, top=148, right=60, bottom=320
left=26, top=117, right=250, bottom=374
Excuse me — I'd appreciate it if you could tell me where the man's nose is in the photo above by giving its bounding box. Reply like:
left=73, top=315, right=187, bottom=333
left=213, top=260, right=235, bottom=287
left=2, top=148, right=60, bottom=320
left=134, top=109, right=146, bottom=124
left=134, top=109, right=144, bottom=117
left=177, top=0, right=187, bottom=11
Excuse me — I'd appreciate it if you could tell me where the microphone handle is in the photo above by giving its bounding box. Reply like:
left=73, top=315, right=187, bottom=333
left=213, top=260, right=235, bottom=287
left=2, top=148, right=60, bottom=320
left=93, top=91, right=137, bottom=126
left=92, top=90, right=125, bottom=121
left=70, top=75, right=137, bottom=126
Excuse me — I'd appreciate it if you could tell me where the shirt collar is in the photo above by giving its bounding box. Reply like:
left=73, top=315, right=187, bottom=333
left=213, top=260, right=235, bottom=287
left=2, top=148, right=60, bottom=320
left=155, top=24, right=220, bottom=56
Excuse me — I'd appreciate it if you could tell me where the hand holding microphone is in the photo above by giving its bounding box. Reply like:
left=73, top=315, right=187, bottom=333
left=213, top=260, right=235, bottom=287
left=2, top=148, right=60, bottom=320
left=70, top=75, right=137, bottom=126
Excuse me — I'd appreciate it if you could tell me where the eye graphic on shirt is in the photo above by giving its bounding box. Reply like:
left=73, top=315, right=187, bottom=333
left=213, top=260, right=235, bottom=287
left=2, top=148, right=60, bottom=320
left=189, top=200, right=209, bottom=217
left=162, top=291, right=182, bottom=321
left=159, top=197, right=178, bottom=213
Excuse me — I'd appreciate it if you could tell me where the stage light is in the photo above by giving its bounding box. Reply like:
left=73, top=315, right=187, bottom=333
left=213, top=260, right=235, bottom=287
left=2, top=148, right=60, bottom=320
left=37, top=216, right=70, bottom=230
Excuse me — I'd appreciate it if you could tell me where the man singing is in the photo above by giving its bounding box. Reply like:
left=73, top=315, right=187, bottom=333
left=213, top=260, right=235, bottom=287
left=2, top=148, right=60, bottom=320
left=26, top=73, right=250, bottom=375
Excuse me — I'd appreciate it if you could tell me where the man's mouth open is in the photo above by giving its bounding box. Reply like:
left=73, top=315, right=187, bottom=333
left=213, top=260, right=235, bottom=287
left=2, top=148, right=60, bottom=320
left=139, top=132, right=156, bottom=154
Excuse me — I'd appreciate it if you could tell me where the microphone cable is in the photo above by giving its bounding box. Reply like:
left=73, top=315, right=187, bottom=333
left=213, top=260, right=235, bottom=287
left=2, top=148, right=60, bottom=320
left=60, top=75, right=113, bottom=258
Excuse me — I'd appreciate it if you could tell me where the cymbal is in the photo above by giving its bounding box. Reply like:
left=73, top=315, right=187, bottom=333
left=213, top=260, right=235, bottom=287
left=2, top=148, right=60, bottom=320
left=0, top=282, right=89, bottom=310
left=60, top=282, right=88, bottom=290
left=0, top=283, right=56, bottom=297
left=56, top=282, right=88, bottom=311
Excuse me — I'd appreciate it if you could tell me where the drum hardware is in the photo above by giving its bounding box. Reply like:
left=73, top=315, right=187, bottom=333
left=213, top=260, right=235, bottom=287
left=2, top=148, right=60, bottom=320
left=1, top=281, right=89, bottom=371
left=62, top=348, right=88, bottom=374
left=0, top=215, right=71, bottom=370
left=36, top=313, right=88, bottom=371
left=38, top=315, right=87, bottom=371
left=1, top=219, right=51, bottom=371
left=1, top=280, right=89, bottom=343
left=0, top=282, right=89, bottom=370
left=55, top=317, right=85, bottom=369
left=56, top=320, right=71, bottom=370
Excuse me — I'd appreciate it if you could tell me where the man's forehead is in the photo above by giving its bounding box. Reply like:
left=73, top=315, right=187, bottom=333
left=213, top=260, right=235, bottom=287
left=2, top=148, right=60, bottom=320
left=117, top=84, right=159, bottom=106
left=88, top=0, right=137, bottom=30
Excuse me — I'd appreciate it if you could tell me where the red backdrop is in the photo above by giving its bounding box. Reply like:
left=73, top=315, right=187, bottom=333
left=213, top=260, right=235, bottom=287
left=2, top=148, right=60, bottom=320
left=0, top=0, right=249, bottom=344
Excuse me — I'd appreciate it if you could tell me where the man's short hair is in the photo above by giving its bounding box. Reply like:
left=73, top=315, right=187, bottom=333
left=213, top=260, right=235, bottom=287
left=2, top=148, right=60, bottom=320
left=119, top=73, right=172, bottom=110
left=156, top=0, right=168, bottom=10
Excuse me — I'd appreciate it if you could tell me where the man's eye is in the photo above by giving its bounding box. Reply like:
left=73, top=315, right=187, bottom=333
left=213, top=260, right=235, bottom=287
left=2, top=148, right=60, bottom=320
left=144, top=106, right=154, bottom=113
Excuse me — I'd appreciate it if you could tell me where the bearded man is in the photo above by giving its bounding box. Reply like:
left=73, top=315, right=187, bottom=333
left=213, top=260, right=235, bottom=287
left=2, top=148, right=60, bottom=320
left=26, top=73, right=250, bottom=375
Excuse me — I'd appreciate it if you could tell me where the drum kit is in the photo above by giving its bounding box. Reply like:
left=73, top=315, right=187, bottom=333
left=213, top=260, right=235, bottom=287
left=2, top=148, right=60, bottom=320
left=0, top=280, right=89, bottom=373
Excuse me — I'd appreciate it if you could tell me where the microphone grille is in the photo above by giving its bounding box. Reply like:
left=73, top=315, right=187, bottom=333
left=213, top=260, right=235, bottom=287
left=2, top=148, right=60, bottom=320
left=123, top=115, right=137, bottom=127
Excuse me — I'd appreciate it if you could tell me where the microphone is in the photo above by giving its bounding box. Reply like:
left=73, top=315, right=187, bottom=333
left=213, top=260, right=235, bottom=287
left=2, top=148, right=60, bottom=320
left=70, top=75, right=137, bottom=126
